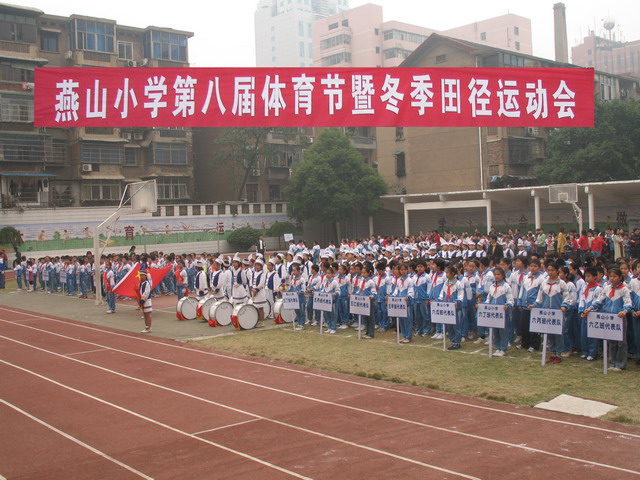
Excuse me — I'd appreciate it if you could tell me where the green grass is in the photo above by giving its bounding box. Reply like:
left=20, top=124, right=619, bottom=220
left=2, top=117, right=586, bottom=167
left=189, top=326, right=640, bottom=426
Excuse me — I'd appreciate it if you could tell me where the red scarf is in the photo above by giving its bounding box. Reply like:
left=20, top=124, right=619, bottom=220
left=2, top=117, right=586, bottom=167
left=609, top=282, right=624, bottom=298
left=446, top=282, right=453, bottom=301
left=584, top=281, right=599, bottom=299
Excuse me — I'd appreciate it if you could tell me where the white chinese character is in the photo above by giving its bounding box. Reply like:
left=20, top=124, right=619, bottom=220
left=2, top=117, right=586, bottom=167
left=441, top=78, right=461, bottom=114
left=525, top=80, right=548, bottom=119
left=173, top=75, right=198, bottom=118
left=497, top=79, right=521, bottom=118
left=144, top=76, right=168, bottom=119
left=380, top=74, right=404, bottom=114
left=261, top=75, right=287, bottom=116
left=410, top=75, right=434, bottom=115
left=201, top=78, right=226, bottom=115
left=321, top=73, right=345, bottom=115
left=553, top=80, right=576, bottom=119
left=292, top=74, right=315, bottom=115
left=55, top=79, right=80, bottom=123
left=468, top=78, right=492, bottom=117
left=114, top=78, right=138, bottom=119
left=351, top=74, right=375, bottom=115
left=231, top=77, right=255, bottom=117
left=86, top=79, right=107, bottom=119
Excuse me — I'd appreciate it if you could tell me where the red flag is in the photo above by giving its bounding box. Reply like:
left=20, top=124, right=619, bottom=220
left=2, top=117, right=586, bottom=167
left=113, top=262, right=172, bottom=298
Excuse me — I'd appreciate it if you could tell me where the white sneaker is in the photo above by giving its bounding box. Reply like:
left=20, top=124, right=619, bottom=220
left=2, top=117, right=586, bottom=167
left=338, top=324, right=348, bottom=329
left=105, top=310, right=114, bottom=314
left=484, top=338, right=491, bottom=345
left=311, top=321, right=318, bottom=326
left=527, top=347, right=535, bottom=353
left=493, top=350, right=505, bottom=357
left=294, top=325, right=304, bottom=331
left=460, top=337, right=466, bottom=343
left=140, top=327, right=151, bottom=334
left=328, top=329, right=336, bottom=334
left=355, top=325, right=365, bottom=331
left=432, top=333, right=442, bottom=339
left=474, top=337, right=485, bottom=344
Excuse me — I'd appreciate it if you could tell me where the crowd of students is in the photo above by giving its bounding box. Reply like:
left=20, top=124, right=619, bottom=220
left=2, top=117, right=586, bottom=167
left=8, top=227, right=640, bottom=371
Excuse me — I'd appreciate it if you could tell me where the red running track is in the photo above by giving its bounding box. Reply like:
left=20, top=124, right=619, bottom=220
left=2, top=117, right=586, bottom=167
left=1, top=305, right=639, bottom=479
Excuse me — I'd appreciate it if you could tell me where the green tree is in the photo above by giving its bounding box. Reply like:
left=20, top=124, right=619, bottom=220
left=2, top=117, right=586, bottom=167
left=211, top=127, right=310, bottom=200
left=536, top=99, right=640, bottom=184
left=285, top=128, right=387, bottom=238
left=0, top=226, right=23, bottom=264
left=266, top=221, right=298, bottom=249
left=227, top=226, right=261, bottom=251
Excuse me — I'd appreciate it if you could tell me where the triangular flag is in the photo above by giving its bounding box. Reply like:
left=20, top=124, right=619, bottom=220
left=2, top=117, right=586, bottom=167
left=113, top=262, right=172, bottom=299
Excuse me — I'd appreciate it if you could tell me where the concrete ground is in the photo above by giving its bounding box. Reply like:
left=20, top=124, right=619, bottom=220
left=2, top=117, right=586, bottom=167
left=0, top=287, right=283, bottom=341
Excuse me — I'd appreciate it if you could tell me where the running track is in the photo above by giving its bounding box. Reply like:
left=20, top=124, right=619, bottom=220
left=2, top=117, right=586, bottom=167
left=1, top=305, right=639, bottom=479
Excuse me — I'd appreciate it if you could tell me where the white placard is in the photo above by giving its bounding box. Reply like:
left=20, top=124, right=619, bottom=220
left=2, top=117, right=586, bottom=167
left=60, top=270, right=67, bottom=282
left=587, top=312, right=624, bottom=342
left=387, top=296, right=408, bottom=318
left=282, top=291, right=300, bottom=310
left=477, top=303, right=506, bottom=329
left=313, top=291, right=333, bottom=312
left=530, top=308, right=563, bottom=335
left=430, top=301, right=457, bottom=325
left=42, top=270, right=49, bottom=281
left=350, top=295, right=371, bottom=316
left=284, top=233, right=294, bottom=242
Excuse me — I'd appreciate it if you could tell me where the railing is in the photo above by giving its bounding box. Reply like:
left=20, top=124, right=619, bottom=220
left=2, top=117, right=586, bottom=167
left=153, top=202, right=288, bottom=217
left=0, top=40, right=30, bottom=53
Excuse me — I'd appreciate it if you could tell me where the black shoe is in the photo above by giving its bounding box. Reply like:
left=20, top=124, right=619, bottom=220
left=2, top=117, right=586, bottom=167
left=447, top=343, right=461, bottom=350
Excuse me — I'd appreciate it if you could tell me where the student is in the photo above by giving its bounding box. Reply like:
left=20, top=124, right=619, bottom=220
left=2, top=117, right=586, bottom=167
left=429, top=259, right=447, bottom=339
left=559, top=266, right=580, bottom=353
left=584, top=266, right=632, bottom=371
left=306, top=264, right=322, bottom=326
left=630, top=260, right=640, bottom=366
left=578, top=267, right=602, bottom=361
left=230, top=254, right=248, bottom=305
left=321, top=266, right=340, bottom=334
left=464, top=259, right=479, bottom=340
left=103, top=261, right=116, bottom=314
left=357, top=264, right=377, bottom=339
left=534, top=260, right=570, bottom=364
left=484, top=266, right=515, bottom=356
left=175, top=259, right=188, bottom=300
left=392, top=263, right=415, bottom=344
left=517, top=258, right=543, bottom=352
left=474, top=257, right=495, bottom=343
left=208, top=258, right=226, bottom=300
left=374, top=261, right=391, bottom=332
left=414, top=259, right=431, bottom=337
left=139, top=268, right=153, bottom=334
left=249, top=258, right=267, bottom=328
left=194, top=261, right=209, bottom=300
left=289, top=264, right=307, bottom=330
left=438, top=265, right=464, bottom=350
left=335, top=264, right=351, bottom=329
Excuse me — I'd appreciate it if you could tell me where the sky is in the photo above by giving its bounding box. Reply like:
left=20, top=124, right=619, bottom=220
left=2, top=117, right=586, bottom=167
left=15, top=0, right=640, bottom=66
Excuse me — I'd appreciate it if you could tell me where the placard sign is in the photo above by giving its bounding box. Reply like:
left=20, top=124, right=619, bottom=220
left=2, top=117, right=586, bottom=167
left=350, top=295, right=371, bottom=316
left=430, top=301, right=457, bottom=325
left=587, top=312, right=624, bottom=342
left=477, top=303, right=506, bottom=329
left=313, top=291, right=333, bottom=312
left=529, top=308, right=563, bottom=335
left=60, top=270, right=67, bottom=282
left=282, top=291, right=300, bottom=310
left=387, top=297, right=408, bottom=318
left=42, top=270, right=49, bottom=281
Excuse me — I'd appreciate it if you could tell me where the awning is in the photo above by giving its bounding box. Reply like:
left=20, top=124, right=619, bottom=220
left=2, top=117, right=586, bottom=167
left=39, top=27, right=62, bottom=34
left=82, top=136, right=128, bottom=143
left=141, top=172, right=191, bottom=178
left=0, top=172, right=56, bottom=177
left=0, top=53, right=49, bottom=66
left=80, top=174, right=125, bottom=180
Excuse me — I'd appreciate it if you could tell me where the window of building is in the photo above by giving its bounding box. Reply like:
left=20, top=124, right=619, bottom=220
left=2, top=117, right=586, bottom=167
left=0, top=133, right=46, bottom=162
left=435, top=54, right=447, bottom=64
left=51, top=139, right=66, bottom=164
left=514, top=26, right=519, bottom=35
left=587, top=49, right=592, bottom=55
left=341, top=19, right=349, bottom=27
left=480, top=32, right=487, bottom=41
left=40, top=31, right=58, bottom=52
left=588, top=60, right=593, bottom=66
left=272, top=56, right=276, bottom=62
left=382, top=29, right=427, bottom=44
left=81, top=142, right=123, bottom=164
left=73, top=19, right=115, bottom=53
left=395, top=127, right=404, bottom=141
left=298, top=20, right=304, bottom=36
left=308, top=43, right=312, bottom=58
left=375, top=46, right=380, bottom=54
left=374, top=28, right=379, bottom=35
left=307, top=23, right=312, bottom=37
left=320, top=33, right=351, bottom=50
left=320, top=51, right=351, bottom=66
left=384, top=48, right=412, bottom=59
left=0, top=13, right=37, bottom=43
left=299, top=41, right=305, bottom=57
left=85, top=127, right=113, bottom=135
left=81, top=180, right=121, bottom=201
left=515, top=41, right=520, bottom=51
left=246, top=183, right=259, bottom=203
left=124, top=148, right=137, bottom=166
left=0, top=94, right=33, bottom=122
left=394, top=151, right=406, bottom=177
left=0, top=61, right=33, bottom=83
left=154, top=142, right=187, bottom=164
left=145, top=30, right=188, bottom=62
left=268, top=184, right=281, bottom=201
left=157, top=177, right=188, bottom=200
left=328, top=22, right=338, bottom=30
left=502, top=53, right=524, bottom=67
left=118, top=41, right=133, bottom=60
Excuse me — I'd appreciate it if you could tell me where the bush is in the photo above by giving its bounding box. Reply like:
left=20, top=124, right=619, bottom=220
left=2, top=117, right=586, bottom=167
left=227, top=226, right=261, bottom=251
left=266, top=221, right=297, bottom=237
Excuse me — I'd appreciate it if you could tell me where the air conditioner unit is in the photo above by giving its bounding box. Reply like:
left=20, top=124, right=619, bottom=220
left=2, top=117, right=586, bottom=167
left=140, top=58, right=149, bottom=66
left=64, top=50, right=74, bottom=60
left=133, top=132, right=144, bottom=140
left=127, top=60, right=137, bottom=67
left=122, top=132, right=132, bottom=140
left=526, top=127, right=539, bottom=136
left=251, top=169, right=261, bottom=177
left=81, top=164, right=93, bottom=172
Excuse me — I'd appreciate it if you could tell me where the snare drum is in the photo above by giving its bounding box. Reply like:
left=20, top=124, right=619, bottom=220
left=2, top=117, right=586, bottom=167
left=231, top=303, right=259, bottom=330
left=209, top=300, right=233, bottom=327
left=176, top=297, right=198, bottom=321
left=273, top=299, right=296, bottom=324
left=197, top=296, right=218, bottom=321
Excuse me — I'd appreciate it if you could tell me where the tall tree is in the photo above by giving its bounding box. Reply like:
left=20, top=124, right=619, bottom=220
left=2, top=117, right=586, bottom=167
left=285, top=128, right=387, bottom=238
left=536, top=99, right=640, bottom=184
left=211, top=127, right=308, bottom=200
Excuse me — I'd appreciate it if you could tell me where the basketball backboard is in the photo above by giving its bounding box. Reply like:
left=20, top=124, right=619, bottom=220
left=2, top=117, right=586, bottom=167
left=549, top=184, right=578, bottom=204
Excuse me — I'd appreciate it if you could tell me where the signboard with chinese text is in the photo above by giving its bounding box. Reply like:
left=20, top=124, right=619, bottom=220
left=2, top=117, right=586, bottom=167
left=430, top=301, right=457, bottom=325
left=477, top=303, right=506, bottom=329
left=282, top=291, right=300, bottom=310
left=35, top=67, right=595, bottom=128
left=587, top=312, right=624, bottom=342
left=313, top=291, right=333, bottom=312
left=530, top=308, right=563, bottom=335
left=350, top=295, right=371, bottom=316
left=387, top=297, right=408, bottom=318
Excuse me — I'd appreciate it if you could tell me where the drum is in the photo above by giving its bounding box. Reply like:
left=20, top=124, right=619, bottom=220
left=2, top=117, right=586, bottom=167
left=197, top=296, right=217, bottom=321
left=231, top=303, right=259, bottom=330
left=176, top=297, right=198, bottom=321
left=209, top=300, right=233, bottom=327
left=273, top=299, right=296, bottom=324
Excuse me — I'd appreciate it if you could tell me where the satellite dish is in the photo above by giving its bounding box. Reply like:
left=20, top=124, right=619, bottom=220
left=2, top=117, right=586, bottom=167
left=602, top=17, right=616, bottom=31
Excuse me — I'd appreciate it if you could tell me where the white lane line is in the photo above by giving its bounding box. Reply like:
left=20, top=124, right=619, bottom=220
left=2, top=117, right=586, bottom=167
left=66, top=348, right=109, bottom=356
left=0, top=358, right=311, bottom=480
left=192, top=418, right=262, bottom=436
left=2, top=307, right=640, bottom=439
left=0, top=337, right=480, bottom=480
left=0, top=399, right=154, bottom=480
left=2, top=334, right=639, bottom=477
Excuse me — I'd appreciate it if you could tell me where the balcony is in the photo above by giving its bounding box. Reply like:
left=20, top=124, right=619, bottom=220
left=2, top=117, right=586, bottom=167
left=266, top=166, right=290, bottom=181
left=350, top=136, right=377, bottom=150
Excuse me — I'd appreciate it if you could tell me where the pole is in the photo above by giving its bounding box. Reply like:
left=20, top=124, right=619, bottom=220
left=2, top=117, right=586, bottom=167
left=603, top=340, right=608, bottom=375
left=541, top=333, right=548, bottom=365
left=94, top=225, right=101, bottom=305
left=489, top=328, right=494, bottom=358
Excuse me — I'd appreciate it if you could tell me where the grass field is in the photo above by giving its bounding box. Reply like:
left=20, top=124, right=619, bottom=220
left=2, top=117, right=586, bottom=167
left=190, top=325, right=640, bottom=426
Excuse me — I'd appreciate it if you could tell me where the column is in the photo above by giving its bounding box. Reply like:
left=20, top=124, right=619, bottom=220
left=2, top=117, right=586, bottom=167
left=485, top=199, right=493, bottom=234
left=534, top=195, right=541, bottom=229
left=403, top=203, right=410, bottom=237
left=588, top=192, right=595, bottom=230
left=368, top=215, right=374, bottom=237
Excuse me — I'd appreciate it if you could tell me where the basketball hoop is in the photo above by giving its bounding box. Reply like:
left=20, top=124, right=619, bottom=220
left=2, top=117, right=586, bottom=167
left=549, top=183, right=582, bottom=233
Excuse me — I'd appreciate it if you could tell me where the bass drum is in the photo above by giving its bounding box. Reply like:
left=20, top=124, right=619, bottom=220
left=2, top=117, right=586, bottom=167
left=198, top=296, right=218, bottom=321
left=273, top=299, right=296, bottom=324
left=176, top=297, right=198, bottom=321
left=209, top=300, right=233, bottom=327
left=265, top=295, right=274, bottom=319
left=231, top=303, right=259, bottom=330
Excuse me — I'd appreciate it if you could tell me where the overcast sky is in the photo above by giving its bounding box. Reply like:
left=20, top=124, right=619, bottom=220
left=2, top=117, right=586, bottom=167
left=19, top=0, right=640, bottom=66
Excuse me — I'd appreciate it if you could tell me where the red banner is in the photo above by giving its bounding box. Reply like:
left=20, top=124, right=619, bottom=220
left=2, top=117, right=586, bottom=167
left=34, top=67, right=594, bottom=128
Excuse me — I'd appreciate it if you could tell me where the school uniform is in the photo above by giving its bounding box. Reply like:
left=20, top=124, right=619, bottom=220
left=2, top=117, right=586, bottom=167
left=320, top=276, right=339, bottom=331
left=629, top=277, right=640, bottom=361
left=249, top=268, right=267, bottom=312
left=335, top=273, right=351, bottom=328
left=289, top=274, right=307, bottom=327
left=563, top=280, right=580, bottom=351
left=590, top=282, right=632, bottom=370
left=306, top=273, right=323, bottom=325
left=414, top=271, right=431, bottom=336
left=194, top=270, right=209, bottom=300
left=534, top=279, right=570, bottom=356
left=429, top=271, right=446, bottom=335
left=140, top=278, right=153, bottom=313
left=230, top=267, right=247, bottom=305
left=175, top=267, right=188, bottom=300
left=373, top=272, right=391, bottom=331
left=438, top=278, right=464, bottom=346
left=209, top=267, right=225, bottom=300
left=578, top=281, right=603, bottom=359
left=103, top=268, right=116, bottom=312
left=392, top=274, right=415, bottom=341
left=518, top=271, right=544, bottom=350
left=355, top=276, right=377, bottom=337
left=485, top=281, right=515, bottom=352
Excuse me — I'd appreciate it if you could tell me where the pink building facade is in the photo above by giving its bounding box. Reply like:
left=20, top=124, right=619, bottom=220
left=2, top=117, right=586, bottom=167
left=572, top=35, right=640, bottom=77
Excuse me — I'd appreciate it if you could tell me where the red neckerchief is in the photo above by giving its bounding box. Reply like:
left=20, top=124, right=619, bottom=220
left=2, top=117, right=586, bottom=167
left=377, top=274, right=385, bottom=288
left=446, top=281, right=453, bottom=301
left=584, top=281, right=599, bottom=298
left=609, top=282, right=625, bottom=298
left=493, top=282, right=500, bottom=296
left=547, top=279, right=558, bottom=295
